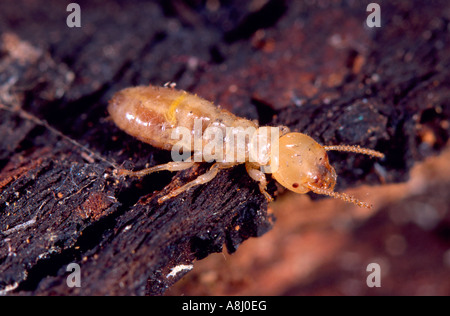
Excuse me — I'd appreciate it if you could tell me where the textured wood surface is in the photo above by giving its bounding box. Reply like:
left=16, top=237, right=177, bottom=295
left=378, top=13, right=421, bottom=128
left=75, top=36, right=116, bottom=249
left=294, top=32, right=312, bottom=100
left=0, top=0, right=448, bottom=295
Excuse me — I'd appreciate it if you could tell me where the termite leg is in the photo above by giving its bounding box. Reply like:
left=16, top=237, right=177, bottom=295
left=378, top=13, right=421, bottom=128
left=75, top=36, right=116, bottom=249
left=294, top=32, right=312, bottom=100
left=158, top=162, right=224, bottom=204
left=245, top=163, right=273, bottom=202
left=118, top=161, right=196, bottom=178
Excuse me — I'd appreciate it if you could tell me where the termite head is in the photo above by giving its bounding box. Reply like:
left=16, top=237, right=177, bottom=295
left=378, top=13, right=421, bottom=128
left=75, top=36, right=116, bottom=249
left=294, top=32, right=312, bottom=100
left=272, top=133, right=337, bottom=194
left=271, top=133, right=384, bottom=208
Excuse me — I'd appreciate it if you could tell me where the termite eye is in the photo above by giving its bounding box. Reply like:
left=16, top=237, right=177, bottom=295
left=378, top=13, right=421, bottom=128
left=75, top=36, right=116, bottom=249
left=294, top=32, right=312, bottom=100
left=292, top=183, right=299, bottom=188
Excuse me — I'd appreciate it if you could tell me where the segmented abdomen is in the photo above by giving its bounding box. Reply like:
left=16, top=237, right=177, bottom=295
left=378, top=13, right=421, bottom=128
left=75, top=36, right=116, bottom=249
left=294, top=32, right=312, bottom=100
left=108, top=85, right=257, bottom=154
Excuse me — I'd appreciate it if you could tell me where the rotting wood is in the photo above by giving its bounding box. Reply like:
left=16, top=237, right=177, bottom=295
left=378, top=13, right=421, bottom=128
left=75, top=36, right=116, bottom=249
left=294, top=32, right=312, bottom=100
left=0, top=1, right=449, bottom=295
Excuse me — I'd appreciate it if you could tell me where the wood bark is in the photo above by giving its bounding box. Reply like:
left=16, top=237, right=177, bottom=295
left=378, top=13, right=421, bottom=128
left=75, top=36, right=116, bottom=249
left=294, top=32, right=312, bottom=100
left=0, top=0, right=448, bottom=295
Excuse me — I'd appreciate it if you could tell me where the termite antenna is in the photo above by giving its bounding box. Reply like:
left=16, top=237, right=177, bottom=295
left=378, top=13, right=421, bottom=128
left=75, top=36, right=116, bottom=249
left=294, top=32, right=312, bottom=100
left=307, top=184, right=372, bottom=209
left=323, top=145, right=384, bottom=159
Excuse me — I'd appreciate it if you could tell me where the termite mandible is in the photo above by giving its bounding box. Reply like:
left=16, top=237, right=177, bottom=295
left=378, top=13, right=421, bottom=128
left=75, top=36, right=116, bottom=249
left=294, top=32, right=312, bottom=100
left=108, top=85, right=384, bottom=207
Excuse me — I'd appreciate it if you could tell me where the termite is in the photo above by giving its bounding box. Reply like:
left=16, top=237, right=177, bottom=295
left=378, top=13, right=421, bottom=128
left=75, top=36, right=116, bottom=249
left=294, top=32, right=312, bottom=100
left=108, top=85, right=384, bottom=207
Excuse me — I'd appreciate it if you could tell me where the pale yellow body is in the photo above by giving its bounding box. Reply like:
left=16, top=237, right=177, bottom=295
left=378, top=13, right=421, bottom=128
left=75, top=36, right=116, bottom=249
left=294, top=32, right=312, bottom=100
left=108, top=86, right=257, bottom=153
left=108, top=85, right=384, bottom=207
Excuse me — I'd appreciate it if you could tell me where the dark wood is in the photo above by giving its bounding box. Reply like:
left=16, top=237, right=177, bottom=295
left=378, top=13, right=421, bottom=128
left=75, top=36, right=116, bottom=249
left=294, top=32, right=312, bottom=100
left=0, top=0, right=448, bottom=295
